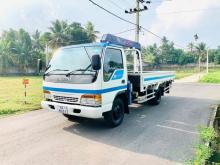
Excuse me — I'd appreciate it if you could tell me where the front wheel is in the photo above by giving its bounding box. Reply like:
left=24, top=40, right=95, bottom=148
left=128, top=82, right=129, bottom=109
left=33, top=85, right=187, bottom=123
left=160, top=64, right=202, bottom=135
left=104, top=98, right=125, bottom=127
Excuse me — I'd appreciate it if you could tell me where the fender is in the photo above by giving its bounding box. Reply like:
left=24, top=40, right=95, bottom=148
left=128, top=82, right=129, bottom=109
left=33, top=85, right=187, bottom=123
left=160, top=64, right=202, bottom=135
left=114, top=90, right=129, bottom=114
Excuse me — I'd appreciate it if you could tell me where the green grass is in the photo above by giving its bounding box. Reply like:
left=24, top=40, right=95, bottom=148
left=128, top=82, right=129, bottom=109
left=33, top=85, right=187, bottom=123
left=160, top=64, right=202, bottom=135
left=175, top=68, right=199, bottom=80
left=175, top=71, right=194, bottom=79
left=0, top=76, right=43, bottom=117
left=199, top=69, right=220, bottom=84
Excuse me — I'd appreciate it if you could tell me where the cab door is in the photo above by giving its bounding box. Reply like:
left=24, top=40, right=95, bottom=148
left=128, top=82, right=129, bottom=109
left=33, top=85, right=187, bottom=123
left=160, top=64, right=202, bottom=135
left=101, top=47, right=127, bottom=111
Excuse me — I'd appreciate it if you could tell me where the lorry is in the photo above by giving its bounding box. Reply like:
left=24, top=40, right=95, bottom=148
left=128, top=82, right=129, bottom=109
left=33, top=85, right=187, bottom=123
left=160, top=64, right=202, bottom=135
left=41, top=34, right=175, bottom=127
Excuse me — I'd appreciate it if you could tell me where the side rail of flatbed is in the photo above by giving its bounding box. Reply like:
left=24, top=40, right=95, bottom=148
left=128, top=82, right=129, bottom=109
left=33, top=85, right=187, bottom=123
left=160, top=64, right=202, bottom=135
left=129, top=71, right=175, bottom=104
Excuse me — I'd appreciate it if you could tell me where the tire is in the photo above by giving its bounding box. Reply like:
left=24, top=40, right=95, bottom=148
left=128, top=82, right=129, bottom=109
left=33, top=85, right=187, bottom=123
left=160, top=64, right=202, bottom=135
left=104, top=98, right=125, bottom=127
left=63, top=114, right=79, bottom=121
left=147, top=90, right=161, bottom=105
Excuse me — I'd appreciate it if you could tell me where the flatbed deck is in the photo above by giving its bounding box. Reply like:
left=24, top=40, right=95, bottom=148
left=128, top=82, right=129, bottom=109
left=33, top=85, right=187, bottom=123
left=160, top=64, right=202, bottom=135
left=128, top=71, right=175, bottom=92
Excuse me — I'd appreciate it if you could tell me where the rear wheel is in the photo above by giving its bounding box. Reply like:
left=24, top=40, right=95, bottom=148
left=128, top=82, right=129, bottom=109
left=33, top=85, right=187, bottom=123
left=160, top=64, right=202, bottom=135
left=147, top=90, right=161, bottom=105
left=104, top=98, right=125, bottom=127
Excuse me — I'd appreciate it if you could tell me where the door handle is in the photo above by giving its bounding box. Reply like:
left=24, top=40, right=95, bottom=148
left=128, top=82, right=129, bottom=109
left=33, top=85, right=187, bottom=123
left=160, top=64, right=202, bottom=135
left=121, top=80, right=125, bottom=84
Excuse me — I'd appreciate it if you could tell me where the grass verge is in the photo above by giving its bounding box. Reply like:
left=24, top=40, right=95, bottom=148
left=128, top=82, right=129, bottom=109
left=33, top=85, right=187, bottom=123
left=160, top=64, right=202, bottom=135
left=175, top=71, right=194, bottom=79
left=187, top=126, right=217, bottom=165
left=0, top=76, right=43, bottom=117
left=200, top=69, right=220, bottom=84
left=209, top=106, right=220, bottom=163
left=175, top=68, right=199, bottom=79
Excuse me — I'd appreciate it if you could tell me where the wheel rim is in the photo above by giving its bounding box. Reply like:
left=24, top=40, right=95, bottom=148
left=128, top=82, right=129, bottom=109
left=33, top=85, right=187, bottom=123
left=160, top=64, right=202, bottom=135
left=113, top=104, right=122, bottom=122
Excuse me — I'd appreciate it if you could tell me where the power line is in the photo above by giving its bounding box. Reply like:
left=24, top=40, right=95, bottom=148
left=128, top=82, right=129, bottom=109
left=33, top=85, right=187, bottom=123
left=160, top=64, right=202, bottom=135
left=88, top=0, right=136, bottom=26
left=88, top=0, right=161, bottom=40
left=88, top=0, right=185, bottom=49
left=107, top=0, right=125, bottom=11
left=114, top=28, right=136, bottom=35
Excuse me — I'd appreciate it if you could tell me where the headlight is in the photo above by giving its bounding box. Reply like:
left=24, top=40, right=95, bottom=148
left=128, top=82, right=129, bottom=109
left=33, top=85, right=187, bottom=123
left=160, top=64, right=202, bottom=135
left=43, top=90, right=52, bottom=100
left=80, top=94, right=102, bottom=107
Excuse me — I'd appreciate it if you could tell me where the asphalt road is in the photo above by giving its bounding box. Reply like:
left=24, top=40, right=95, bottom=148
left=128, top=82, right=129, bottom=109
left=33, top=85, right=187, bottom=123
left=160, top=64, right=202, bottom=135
left=0, top=83, right=220, bottom=165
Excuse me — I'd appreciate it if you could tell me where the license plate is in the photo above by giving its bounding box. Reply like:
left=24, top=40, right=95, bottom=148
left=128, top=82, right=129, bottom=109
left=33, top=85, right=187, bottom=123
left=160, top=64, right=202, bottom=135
left=57, top=106, right=68, bottom=114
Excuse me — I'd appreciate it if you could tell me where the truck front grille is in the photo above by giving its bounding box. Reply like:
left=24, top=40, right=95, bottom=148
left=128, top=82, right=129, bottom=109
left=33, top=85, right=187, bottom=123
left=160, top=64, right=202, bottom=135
left=53, top=95, right=79, bottom=103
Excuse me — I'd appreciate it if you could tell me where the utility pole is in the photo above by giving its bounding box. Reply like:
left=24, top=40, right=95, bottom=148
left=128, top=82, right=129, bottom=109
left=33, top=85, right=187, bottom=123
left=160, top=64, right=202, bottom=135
left=206, top=48, right=209, bottom=74
left=194, top=34, right=200, bottom=72
left=135, top=0, right=140, bottom=42
left=125, top=0, right=151, bottom=42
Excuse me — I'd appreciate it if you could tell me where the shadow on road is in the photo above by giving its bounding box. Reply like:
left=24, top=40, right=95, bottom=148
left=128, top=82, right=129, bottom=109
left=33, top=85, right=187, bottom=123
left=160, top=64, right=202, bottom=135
left=63, top=96, right=217, bottom=163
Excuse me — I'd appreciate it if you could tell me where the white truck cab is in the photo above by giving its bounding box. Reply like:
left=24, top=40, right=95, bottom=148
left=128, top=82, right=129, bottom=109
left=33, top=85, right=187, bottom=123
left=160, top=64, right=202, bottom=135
left=41, top=34, right=175, bottom=127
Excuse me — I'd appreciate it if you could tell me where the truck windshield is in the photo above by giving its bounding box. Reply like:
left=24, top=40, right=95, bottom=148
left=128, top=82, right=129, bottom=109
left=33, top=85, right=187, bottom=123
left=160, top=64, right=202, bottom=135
left=45, top=46, right=102, bottom=75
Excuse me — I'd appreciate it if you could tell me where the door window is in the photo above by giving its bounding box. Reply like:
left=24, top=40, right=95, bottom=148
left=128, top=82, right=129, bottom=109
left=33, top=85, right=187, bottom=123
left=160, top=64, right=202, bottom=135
left=103, top=48, right=123, bottom=81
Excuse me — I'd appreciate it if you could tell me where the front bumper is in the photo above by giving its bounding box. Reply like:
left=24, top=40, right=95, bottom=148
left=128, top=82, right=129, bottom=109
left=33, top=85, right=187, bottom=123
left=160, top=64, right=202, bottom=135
left=41, top=101, right=107, bottom=119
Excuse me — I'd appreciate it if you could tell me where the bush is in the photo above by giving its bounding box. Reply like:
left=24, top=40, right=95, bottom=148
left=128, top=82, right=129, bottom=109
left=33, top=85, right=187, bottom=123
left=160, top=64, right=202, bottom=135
left=199, top=126, right=217, bottom=143
left=214, top=53, right=220, bottom=64
left=188, top=127, right=217, bottom=165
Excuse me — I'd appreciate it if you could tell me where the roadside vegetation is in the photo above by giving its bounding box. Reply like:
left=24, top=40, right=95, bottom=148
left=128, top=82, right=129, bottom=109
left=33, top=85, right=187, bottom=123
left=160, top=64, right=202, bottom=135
left=210, top=106, right=220, bottom=163
left=187, top=106, right=220, bottom=164
left=1, top=19, right=220, bottom=76
left=188, top=126, right=217, bottom=164
left=200, top=69, right=220, bottom=84
left=0, top=76, right=43, bottom=117
left=175, top=68, right=199, bottom=79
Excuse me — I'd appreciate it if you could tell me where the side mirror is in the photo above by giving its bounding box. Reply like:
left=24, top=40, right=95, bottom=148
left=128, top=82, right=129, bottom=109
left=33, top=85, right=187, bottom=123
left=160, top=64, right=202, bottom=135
left=37, top=59, right=43, bottom=73
left=92, top=55, right=101, bottom=70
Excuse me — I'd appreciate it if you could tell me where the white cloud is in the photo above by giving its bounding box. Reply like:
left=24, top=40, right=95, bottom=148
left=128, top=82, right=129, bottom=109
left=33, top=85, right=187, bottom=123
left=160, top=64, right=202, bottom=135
left=141, top=0, right=220, bottom=47
left=0, top=0, right=220, bottom=47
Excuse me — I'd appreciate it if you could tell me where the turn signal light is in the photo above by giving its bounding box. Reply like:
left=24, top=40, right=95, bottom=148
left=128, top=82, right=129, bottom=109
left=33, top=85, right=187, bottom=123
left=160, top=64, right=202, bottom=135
left=80, top=94, right=102, bottom=106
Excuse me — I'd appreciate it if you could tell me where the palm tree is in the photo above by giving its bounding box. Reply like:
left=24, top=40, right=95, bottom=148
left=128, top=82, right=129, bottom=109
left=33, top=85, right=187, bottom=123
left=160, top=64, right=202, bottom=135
left=32, top=30, right=44, bottom=51
left=47, top=20, right=69, bottom=49
left=195, top=42, right=206, bottom=72
left=187, top=42, right=194, bottom=53
left=15, top=28, right=33, bottom=73
left=0, top=39, right=15, bottom=74
left=85, top=21, right=99, bottom=42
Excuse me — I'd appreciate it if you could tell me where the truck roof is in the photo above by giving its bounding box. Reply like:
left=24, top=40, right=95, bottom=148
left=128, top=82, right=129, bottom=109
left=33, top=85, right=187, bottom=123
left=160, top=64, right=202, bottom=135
left=101, top=34, right=141, bottom=50
left=61, top=34, right=141, bottom=50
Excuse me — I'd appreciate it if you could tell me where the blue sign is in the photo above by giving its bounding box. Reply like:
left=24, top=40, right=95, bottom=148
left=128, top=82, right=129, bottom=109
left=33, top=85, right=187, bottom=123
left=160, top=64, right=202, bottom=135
left=101, top=34, right=141, bottom=50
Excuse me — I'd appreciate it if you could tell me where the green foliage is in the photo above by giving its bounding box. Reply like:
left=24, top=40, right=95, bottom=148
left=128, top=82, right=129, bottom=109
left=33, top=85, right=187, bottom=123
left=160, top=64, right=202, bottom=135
left=199, top=126, right=217, bottom=143
left=43, top=19, right=98, bottom=49
left=213, top=47, right=220, bottom=64
left=142, top=43, right=160, bottom=66
left=194, top=144, right=213, bottom=164
left=195, top=42, right=207, bottom=62
left=189, top=126, right=217, bottom=165
left=0, top=28, right=45, bottom=74
left=0, top=19, right=98, bottom=74
left=141, top=36, right=200, bottom=67
left=200, top=69, right=220, bottom=83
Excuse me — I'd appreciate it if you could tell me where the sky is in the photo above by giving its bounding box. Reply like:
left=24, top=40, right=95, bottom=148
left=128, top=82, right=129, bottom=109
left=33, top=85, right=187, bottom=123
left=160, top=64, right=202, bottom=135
left=0, top=0, right=220, bottom=49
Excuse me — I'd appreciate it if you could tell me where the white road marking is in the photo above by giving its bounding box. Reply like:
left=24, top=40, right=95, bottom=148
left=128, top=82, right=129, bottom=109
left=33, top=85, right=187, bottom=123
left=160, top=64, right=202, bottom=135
left=157, top=124, right=198, bottom=135
left=165, top=120, right=194, bottom=127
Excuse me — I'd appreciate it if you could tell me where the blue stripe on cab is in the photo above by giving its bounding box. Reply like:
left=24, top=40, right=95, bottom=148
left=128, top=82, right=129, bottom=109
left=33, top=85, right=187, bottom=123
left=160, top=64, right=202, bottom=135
left=111, top=70, right=124, bottom=80
left=43, top=85, right=127, bottom=94
left=144, top=75, right=175, bottom=81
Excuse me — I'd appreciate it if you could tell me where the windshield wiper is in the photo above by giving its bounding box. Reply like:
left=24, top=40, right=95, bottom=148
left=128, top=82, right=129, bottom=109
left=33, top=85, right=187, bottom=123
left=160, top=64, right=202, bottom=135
left=66, top=64, right=96, bottom=77
left=45, top=64, right=51, bottom=72
left=44, top=69, right=69, bottom=76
